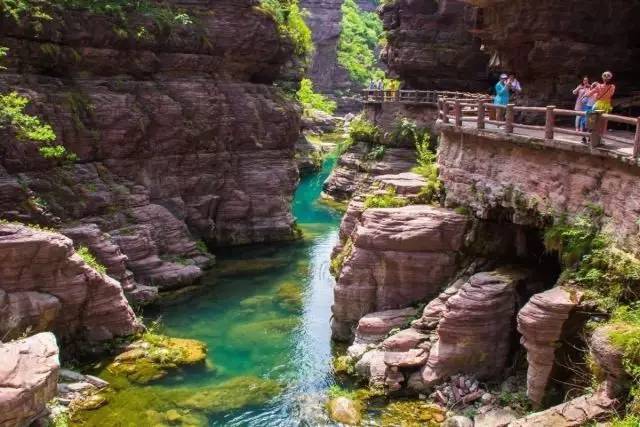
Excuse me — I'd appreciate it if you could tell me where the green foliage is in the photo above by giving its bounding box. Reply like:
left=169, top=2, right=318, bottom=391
left=0, top=92, right=55, bottom=142
left=51, top=412, right=71, bottom=427
left=363, top=187, right=408, bottom=209
left=389, top=118, right=431, bottom=148
left=330, top=238, right=353, bottom=277
left=2, top=0, right=192, bottom=32
left=296, top=78, right=336, bottom=114
left=607, top=305, right=640, bottom=416
left=348, top=116, right=380, bottom=144
left=259, top=0, right=313, bottom=57
left=338, top=0, right=384, bottom=84
left=195, top=239, right=208, bottom=254
left=411, top=131, right=442, bottom=204
left=365, top=144, right=385, bottom=160
left=544, top=208, right=640, bottom=310
left=497, top=391, right=532, bottom=413
left=332, top=355, right=355, bottom=375
left=612, top=415, right=640, bottom=427
left=76, top=245, right=107, bottom=275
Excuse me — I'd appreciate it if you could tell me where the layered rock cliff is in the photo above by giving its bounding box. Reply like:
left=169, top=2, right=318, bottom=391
left=380, top=0, right=488, bottom=91
left=0, top=0, right=303, bottom=291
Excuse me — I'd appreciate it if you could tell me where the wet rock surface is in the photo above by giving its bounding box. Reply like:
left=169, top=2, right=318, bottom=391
left=0, top=223, right=140, bottom=343
left=0, top=333, right=59, bottom=427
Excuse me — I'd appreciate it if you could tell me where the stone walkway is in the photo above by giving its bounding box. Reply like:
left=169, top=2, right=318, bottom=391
left=459, top=120, right=636, bottom=159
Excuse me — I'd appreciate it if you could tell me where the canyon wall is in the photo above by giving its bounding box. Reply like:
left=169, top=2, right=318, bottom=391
left=0, top=0, right=303, bottom=291
left=379, top=0, right=488, bottom=91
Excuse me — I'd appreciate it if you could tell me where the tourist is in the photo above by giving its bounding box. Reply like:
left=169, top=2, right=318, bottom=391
left=572, top=76, right=591, bottom=132
left=368, top=80, right=376, bottom=90
left=493, top=73, right=510, bottom=121
left=585, top=71, right=616, bottom=135
left=377, top=80, right=384, bottom=91
left=507, top=73, right=522, bottom=102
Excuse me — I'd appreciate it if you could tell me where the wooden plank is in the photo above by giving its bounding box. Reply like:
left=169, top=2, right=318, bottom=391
left=603, top=114, right=637, bottom=126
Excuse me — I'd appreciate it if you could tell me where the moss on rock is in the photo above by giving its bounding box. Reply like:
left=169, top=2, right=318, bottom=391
left=275, top=281, right=304, bottom=311
left=380, top=400, right=445, bottom=426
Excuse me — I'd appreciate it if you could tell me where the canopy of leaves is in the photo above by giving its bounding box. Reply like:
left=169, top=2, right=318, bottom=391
left=337, top=0, right=384, bottom=84
left=296, top=78, right=336, bottom=114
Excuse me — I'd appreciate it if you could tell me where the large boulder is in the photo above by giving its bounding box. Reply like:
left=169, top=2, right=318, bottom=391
left=0, top=333, right=60, bottom=426
left=331, top=205, right=469, bottom=340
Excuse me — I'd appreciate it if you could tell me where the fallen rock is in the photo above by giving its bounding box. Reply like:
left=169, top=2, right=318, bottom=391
left=517, top=287, right=581, bottom=406
left=384, top=349, right=429, bottom=368
left=443, top=415, right=474, bottom=427
left=0, top=333, right=60, bottom=426
left=381, top=327, right=429, bottom=351
left=354, top=307, right=418, bottom=344
left=327, top=397, right=362, bottom=425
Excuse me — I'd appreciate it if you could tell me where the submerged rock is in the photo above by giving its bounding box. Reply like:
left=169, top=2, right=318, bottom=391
left=328, top=396, right=362, bottom=426
left=380, top=400, right=446, bottom=426
left=0, top=332, right=60, bottom=426
left=106, top=335, right=207, bottom=384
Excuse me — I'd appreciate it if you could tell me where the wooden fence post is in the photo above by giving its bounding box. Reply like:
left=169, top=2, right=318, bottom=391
left=442, top=100, right=450, bottom=124
left=477, top=101, right=485, bottom=130
left=505, top=104, right=515, bottom=134
left=545, top=105, right=555, bottom=140
left=590, top=110, right=603, bottom=147
left=633, top=117, right=640, bottom=159
left=454, top=101, right=462, bottom=127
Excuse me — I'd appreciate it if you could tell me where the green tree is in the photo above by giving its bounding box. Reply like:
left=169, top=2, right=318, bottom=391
left=259, top=0, right=313, bottom=57
left=296, top=78, right=336, bottom=114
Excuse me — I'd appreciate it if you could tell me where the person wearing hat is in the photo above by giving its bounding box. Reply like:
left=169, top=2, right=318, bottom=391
left=493, top=73, right=510, bottom=121
left=585, top=71, right=616, bottom=137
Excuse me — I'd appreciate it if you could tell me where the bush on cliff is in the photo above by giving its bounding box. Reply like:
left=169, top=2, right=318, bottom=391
left=259, top=0, right=313, bottom=57
left=296, top=78, right=337, bottom=114
left=76, top=246, right=107, bottom=275
left=0, top=48, right=74, bottom=161
left=411, top=133, right=442, bottom=204
left=363, top=188, right=408, bottom=209
left=606, top=305, right=640, bottom=416
left=348, top=116, right=380, bottom=145
left=338, top=0, right=384, bottom=84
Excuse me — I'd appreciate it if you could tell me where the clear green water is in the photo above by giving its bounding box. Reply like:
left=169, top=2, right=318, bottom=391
left=78, top=155, right=344, bottom=426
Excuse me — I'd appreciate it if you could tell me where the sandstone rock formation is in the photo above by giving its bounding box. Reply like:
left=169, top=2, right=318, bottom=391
left=465, top=0, right=640, bottom=107
left=323, top=142, right=417, bottom=201
left=517, top=287, right=581, bottom=406
left=380, top=0, right=488, bottom=91
left=0, top=0, right=302, bottom=291
left=0, top=223, right=140, bottom=343
left=0, top=332, right=59, bottom=427
left=420, top=269, right=527, bottom=387
left=331, top=205, right=469, bottom=340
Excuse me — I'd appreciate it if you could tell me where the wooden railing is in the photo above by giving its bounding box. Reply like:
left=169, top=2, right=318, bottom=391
left=362, top=90, right=490, bottom=105
left=438, top=97, right=640, bottom=160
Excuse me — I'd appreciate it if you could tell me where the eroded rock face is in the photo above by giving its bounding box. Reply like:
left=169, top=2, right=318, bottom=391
left=0, top=0, right=301, bottom=291
left=517, top=287, right=581, bottom=406
left=420, top=270, right=528, bottom=387
left=380, top=0, right=488, bottom=90
left=0, top=223, right=140, bottom=343
left=331, top=205, right=469, bottom=340
left=0, top=332, right=59, bottom=427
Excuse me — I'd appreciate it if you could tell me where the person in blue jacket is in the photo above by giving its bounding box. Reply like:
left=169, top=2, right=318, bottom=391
left=494, top=73, right=510, bottom=121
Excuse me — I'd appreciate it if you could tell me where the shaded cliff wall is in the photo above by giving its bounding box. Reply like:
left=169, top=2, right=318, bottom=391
left=0, top=0, right=302, bottom=289
left=471, top=0, right=640, bottom=108
left=380, top=0, right=489, bottom=91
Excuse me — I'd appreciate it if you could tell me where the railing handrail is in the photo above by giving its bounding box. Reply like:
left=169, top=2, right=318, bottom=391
left=436, top=95, right=640, bottom=161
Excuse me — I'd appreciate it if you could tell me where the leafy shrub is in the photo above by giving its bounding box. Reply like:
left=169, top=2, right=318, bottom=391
left=606, top=305, right=640, bottom=416
left=77, top=246, right=107, bottom=275
left=363, top=188, right=408, bottom=209
left=348, top=116, right=380, bottom=144
left=389, top=118, right=431, bottom=148
left=330, top=238, right=353, bottom=277
left=612, top=415, right=640, bottom=427
left=259, top=0, right=313, bottom=57
left=338, top=0, right=384, bottom=84
left=365, top=144, right=385, bottom=160
left=544, top=208, right=640, bottom=310
left=296, top=78, right=336, bottom=114
left=411, top=133, right=442, bottom=204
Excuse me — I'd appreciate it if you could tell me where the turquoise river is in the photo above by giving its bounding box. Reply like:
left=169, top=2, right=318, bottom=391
left=78, top=154, right=347, bottom=426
